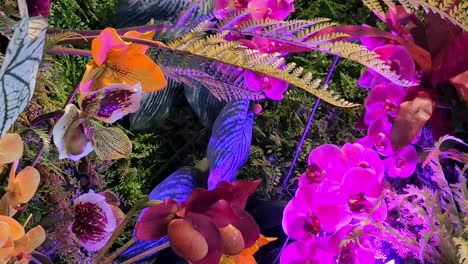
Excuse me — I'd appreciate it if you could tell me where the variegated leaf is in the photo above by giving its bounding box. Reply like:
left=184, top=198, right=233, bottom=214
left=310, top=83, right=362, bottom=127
left=184, top=82, right=226, bottom=128
left=207, top=100, right=253, bottom=189
left=0, top=13, right=46, bottom=137
left=88, top=120, right=132, bottom=160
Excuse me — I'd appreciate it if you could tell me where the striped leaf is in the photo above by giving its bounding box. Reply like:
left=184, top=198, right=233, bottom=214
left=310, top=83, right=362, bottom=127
left=207, top=100, right=254, bottom=189
left=184, top=82, right=226, bottom=128
left=0, top=14, right=46, bottom=137
left=116, top=0, right=216, bottom=27
left=128, top=79, right=181, bottom=131
left=119, top=167, right=201, bottom=261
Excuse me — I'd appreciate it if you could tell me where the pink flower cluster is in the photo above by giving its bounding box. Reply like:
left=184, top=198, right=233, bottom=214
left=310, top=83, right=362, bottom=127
left=357, top=40, right=419, bottom=178
left=281, top=143, right=385, bottom=263
left=215, top=0, right=296, bottom=100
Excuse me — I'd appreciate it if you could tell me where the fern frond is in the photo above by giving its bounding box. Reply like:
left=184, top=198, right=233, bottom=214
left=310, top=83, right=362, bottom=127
left=45, top=32, right=79, bottom=52
left=164, top=33, right=358, bottom=107
left=394, top=0, right=467, bottom=30
left=361, top=0, right=388, bottom=19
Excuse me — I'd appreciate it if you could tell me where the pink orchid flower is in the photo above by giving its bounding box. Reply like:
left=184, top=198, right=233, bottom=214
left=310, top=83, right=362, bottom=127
left=215, top=0, right=295, bottom=21
left=384, top=144, right=417, bottom=178
left=342, top=143, right=385, bottom=182
left=364, top=83, right=405, bottom=125
left=280, top=238, right=335, bottom=264
left=328, top=225, right=377, bottom=264
left=358, top=44, right=416, bottom=88
left=69, top=191, right=117, bottom=252
left=368, top=118, right=394, bottom=156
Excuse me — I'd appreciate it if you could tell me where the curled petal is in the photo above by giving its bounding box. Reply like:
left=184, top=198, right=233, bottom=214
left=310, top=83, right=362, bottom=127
left=12, top=225, right=46, bottom=256
left=215, top=180, right=260, bottom=210
left=0, top=222, right=11, bottom=247
left=368, top=118, right=394, bottom=156
left=91, top=28, right=129, bottom=66
left=0, top=216, right=25, bottom=240
left=230, top=210, right=260, bottom=249
left=52, top=104, right=93, bottom=161
left=8, top=166, right=40, bottom=205
left=123, top=31, right=156, bottom=54
left=387, top=144, right=417, bottom=178
left=135, top=199, right=181, bottom=241
left=205, top=200, right=240, bottom=228
left=185, top=213, right=224, bottom=264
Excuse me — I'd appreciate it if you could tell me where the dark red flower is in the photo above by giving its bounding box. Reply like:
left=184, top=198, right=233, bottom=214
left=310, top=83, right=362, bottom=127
left=26, top=0, right=51, bottom=17
left=135, top=180, right=261, bottom=264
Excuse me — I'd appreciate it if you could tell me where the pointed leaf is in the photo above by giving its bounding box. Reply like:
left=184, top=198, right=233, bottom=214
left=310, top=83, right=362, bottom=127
left=391, top=92, right=434, bottom=151
left=0, top=13, right=46, bottom=137
left=207, top=100, right=254, bottom=189
left=88, top=120, right=132, bottom=160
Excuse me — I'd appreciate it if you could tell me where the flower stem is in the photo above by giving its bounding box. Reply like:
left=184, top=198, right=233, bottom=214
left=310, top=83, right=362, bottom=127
left=280, top=56, right=340, bottom=189
left=120, top=242, right=171, bottom=264
left=101, top=237, right=138, bottom=264
left=91, top=197, right=148, bottom=264
left=48, top=47, right=92, bottom=57
left=46, top=24, right=171, bottom=36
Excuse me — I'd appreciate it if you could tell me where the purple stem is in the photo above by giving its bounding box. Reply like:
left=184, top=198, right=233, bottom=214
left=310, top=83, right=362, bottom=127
left=280, top=55, right=340, bottom=188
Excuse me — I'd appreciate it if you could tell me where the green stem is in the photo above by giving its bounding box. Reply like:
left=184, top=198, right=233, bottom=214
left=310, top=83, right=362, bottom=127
left=46, top=24, right=171, bottom=36
left=102, top=237, right=138, bottom=264
left=91, top=197, right=148, bottom=264
left=120, top=242, right=171, bottom=264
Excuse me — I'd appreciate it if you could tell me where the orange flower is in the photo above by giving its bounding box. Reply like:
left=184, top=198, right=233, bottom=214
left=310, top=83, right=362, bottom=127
left=80, top=28, right=167, bottom=93
left=0, top=216, right=45, bottom=262
left=5, top=161, right=40, bottom=207
left=0, top=133, right=23, bottom=174
left=219, top=235, right=277, bottom=264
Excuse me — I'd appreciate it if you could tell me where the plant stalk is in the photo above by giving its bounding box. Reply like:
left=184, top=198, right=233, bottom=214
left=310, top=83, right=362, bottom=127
left=120, top=242, right=171, bottom=264
left=102, top=237, right=138, bottom=264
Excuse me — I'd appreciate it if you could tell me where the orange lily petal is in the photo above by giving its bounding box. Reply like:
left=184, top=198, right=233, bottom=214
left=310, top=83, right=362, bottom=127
left=14, top=166, right=40, bottom=204
left=124, top=30, right=156, bottom=54
left=13, top=226, right=46, bottom=255
left=0, top=216, right=24, bottom=240
left=0, top=236, right=13, bottom=260
left=92, top=28, right=129, bottom=66
left=0, top=133, right=23, bottom=167
left=0, top=222, right=11, bottom=248
left=106, top=49, right=167, bottom=92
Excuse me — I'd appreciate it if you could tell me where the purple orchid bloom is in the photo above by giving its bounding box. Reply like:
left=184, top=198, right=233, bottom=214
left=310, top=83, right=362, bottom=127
left=368, top=118, right=394, bottom=156
left=364, top=83, right=405, bottom=125
left=215, top=0, right=295, bottom=20
left=280, top=238, right=335, bottom=264
left=358, top=44, right=416, bottom=88
left=384, top=144, right=417, bottom=178
left=328, top=225, right=377, bottom=264
left=69, top=191, right=117, bottom=252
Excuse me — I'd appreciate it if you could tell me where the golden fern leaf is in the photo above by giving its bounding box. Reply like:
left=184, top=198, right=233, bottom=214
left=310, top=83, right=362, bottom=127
left=361, top=0, right=389, bottom=19
left=44, top=32, right=78, bottom=52
left=163, top=33, right=358, bottom=107
left=394, top=0, right=467, bottom=30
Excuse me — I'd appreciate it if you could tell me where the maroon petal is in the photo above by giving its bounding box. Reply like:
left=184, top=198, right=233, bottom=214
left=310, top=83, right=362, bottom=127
left=216, top=180, right=260, bottom=210
left=231, top=209, right=260, bottom=248
left=185, top=213, right=223, bottom=264
left=205, top=200, right=240, bottom=228
left=135, top=199, right=181, bottom=241
left=184, top=188, right=234, bottom=214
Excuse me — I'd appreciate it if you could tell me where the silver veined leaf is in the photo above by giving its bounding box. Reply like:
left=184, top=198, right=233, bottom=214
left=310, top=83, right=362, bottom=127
left=88, top=120, right=132, bottom=160
left=184, top=82, right=226, bottom=128
left=207, top=100, right=253, bottom=189
left=0, top=12, right=47, bottom=137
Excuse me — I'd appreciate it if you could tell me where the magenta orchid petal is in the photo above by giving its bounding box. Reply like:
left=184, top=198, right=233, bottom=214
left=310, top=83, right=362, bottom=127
left=69, top=191, right=117, bottom=251
left=307, top=144, right=350, bottom=183
left=388, top=144, right=417, bottom=178
left=282, top=197, right=317, bottom=240
left=280, top=238, right=335, bottom=264
left=78, top=83, right=142, bottom=123
left=374, top=44, right=416, bottom=81
left=343, top=143, right=384, bottom=182
left=135, top=199, right=181, bottom=241
left=244, top=71, right=288, bottom=100
left=342, top=167, right=382, bottom=199
left=364, top=102, right=388, bottom=125
left=368, top=118, right=394, bottom=156
left=371, top=197, right=388, bottom=222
